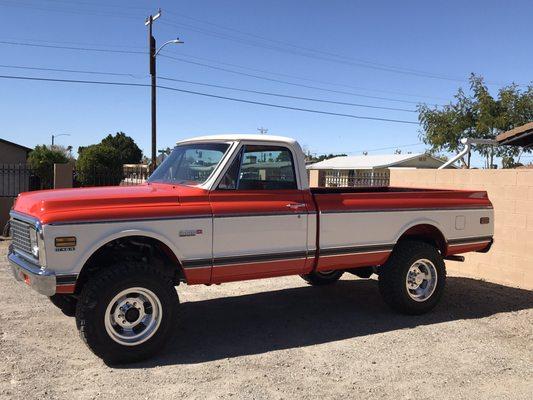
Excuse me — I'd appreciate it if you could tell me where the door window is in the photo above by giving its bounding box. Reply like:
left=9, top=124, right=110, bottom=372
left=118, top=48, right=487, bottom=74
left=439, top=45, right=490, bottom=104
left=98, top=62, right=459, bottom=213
left=218, top=145, right=297, bottom=190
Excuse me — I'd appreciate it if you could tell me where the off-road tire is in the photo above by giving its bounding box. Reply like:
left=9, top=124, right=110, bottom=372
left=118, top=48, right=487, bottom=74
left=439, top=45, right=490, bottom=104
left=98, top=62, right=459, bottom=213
left=301, top=270, right=344, bottom=286
left=49, top=294, right=77, bottom=317
left=75, top=262, right=179, bottom=364
left=378, top=240, right=446, bottom=315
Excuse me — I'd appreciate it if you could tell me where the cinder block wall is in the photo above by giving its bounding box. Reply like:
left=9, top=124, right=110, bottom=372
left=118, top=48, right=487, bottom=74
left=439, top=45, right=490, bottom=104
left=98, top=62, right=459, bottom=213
left=390, top=169, right=533, bottom=289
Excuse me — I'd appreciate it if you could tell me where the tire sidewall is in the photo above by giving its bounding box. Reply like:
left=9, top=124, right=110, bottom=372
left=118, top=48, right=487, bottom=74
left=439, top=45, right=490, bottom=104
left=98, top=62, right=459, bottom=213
left=396, top=246, right=446, bottom=313
left=77, top=270, right=177, bottom=363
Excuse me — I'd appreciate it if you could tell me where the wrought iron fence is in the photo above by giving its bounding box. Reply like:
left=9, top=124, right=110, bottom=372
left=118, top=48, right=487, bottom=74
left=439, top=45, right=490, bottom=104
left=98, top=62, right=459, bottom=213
left=0, top=164, right=52, bottom=197
left=74, top=165, right=149, bottom=187
left=324, top=170, right=390, bottom=187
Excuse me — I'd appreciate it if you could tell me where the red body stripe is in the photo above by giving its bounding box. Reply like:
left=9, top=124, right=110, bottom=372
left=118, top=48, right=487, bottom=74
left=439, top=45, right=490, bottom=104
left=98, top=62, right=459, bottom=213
left=317, top=251, right=391, bottom=272
left=446, top=241, right=491, bottom=256
left=55, top=284, right=76, bottom=294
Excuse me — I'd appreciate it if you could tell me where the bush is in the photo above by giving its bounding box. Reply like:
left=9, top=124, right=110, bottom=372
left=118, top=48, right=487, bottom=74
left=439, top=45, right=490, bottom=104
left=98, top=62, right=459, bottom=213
left=27, top=145, right=69, bottom=189
left=76, top=144, right=122, bottom=186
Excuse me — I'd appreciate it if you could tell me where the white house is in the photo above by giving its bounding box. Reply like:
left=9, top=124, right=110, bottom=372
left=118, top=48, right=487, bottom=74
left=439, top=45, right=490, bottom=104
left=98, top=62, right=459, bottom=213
left=307, top=153, right=449, bottom=187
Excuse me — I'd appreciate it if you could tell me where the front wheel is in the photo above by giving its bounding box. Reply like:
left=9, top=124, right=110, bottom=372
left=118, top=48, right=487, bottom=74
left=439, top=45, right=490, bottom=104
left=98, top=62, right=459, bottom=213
left=75, top=262, right=179, bottom=364
left=378, top=240, right=446, bottom=315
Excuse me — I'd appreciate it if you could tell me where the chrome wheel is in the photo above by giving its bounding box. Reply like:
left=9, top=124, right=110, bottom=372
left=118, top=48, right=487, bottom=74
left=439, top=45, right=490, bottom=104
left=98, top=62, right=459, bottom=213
left=104, top=287, right=162, bottom=346
left=405, top=259, right=437, bottom=302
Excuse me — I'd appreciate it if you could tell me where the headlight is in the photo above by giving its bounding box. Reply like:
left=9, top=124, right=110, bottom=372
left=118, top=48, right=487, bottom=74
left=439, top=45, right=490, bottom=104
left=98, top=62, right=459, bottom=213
left=29, top=228, right=39, bottom=258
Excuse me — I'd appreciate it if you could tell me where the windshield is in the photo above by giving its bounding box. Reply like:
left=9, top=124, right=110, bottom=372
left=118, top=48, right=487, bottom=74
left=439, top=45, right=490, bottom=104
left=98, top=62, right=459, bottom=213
left=148, top=142, right=230, bottom=185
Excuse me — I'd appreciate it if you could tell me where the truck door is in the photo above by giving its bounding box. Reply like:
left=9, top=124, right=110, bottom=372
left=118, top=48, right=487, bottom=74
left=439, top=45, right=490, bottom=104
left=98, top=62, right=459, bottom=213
left=209, top=144, right=309, bottom=282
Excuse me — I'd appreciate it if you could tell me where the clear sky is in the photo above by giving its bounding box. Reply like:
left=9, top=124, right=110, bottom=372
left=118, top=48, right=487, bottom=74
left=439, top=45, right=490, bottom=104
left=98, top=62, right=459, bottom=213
left=1, top=0, right=532, bottom=166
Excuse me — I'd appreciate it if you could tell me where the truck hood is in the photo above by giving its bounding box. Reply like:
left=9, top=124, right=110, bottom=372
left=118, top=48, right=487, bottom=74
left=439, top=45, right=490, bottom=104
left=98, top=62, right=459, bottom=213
left=12, top=183, right=209, bottom=224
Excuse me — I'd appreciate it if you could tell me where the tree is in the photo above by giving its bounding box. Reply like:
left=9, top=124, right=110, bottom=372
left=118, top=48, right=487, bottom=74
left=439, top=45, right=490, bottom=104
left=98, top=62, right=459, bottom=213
left=101, top=132, right=142, bottom=165
left=28, top=145, right=69, bottom=189
left=76, top=144, right=122, bottom=186
left=418, top=74, right=533, bottom=168
left=306, top=153, right=347, bottom=163
left=76, top=132, right=142, bottom=186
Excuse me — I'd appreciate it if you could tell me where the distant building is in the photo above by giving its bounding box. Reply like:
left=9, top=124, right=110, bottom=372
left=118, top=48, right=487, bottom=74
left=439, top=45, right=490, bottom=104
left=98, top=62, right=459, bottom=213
left=0, top=138, right=31, bottom=164
left=307, top=153, right=449, bottom=187
left=496, top=122, right=533, bottom=147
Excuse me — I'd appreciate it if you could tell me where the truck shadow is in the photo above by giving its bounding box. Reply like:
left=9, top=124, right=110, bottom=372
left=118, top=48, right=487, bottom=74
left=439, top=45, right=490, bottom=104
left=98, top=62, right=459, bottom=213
left=121, top=277, right=533, bottom=368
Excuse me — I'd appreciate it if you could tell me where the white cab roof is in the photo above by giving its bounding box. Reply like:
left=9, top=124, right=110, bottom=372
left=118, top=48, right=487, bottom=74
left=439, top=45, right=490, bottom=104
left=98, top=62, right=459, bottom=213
left=177, top=134, right=297, bottom=145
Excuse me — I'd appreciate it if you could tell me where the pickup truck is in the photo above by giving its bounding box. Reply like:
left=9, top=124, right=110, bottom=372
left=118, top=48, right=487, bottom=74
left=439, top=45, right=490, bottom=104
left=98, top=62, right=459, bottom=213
left=8, top=134, right=494, bottom=363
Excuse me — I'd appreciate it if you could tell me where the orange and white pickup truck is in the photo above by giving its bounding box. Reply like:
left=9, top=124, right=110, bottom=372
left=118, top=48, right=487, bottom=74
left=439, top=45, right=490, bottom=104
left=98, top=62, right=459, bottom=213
left=8, top=134, right=494, bottom=363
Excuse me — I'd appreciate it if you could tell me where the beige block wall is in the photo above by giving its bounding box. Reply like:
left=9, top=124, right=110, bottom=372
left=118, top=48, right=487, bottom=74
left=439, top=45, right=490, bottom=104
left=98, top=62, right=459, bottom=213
left=390, top=169, right=533, bottom=290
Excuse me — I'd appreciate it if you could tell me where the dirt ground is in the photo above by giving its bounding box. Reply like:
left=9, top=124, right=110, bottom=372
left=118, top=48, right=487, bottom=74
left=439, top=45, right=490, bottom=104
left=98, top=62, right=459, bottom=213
left=0, top=241, right=532, bottom=400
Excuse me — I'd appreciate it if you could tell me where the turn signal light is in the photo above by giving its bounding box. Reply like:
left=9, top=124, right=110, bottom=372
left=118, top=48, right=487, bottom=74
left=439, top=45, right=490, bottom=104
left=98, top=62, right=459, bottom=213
left=55, top=236, right=77, bottom=247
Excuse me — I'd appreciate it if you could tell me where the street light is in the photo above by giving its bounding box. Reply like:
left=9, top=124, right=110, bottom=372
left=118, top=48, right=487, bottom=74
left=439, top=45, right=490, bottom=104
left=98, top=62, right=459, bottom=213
left=51, top=133, right=71, bottom=146
left=145, top=9, right=183, bottom=172
left=155, top=39, right=184, bottom=57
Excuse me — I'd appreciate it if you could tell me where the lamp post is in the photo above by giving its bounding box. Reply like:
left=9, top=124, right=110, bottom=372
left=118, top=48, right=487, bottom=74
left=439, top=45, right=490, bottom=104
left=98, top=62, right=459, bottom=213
left=51, top=133, right=71, bottom=146
left=145, top=9, right=183, bottom=172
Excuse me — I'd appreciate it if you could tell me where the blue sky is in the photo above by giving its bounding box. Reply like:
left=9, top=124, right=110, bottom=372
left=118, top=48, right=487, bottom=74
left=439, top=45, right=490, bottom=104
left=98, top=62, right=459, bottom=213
left=1, top=0, right=531, bottom=166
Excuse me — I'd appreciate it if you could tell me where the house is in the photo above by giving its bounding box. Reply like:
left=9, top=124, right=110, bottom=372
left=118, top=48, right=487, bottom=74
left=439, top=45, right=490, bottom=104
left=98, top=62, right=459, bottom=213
left=307, top=153, right=449, bottom=187
left=0, top=138, right=32, bottom=164
left=496, top=122, right=533, bottom=147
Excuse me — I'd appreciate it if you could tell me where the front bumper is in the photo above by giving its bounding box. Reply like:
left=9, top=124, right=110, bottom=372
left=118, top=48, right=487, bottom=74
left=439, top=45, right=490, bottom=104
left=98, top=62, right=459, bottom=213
left=8, top=249, right=56, bottom=296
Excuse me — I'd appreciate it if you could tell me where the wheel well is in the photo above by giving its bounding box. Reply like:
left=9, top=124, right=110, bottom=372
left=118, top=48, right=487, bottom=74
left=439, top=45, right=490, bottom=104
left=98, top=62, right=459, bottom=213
left=396, top=224, right=446, bottom=254
left=75, top=236, right=185, bottom=295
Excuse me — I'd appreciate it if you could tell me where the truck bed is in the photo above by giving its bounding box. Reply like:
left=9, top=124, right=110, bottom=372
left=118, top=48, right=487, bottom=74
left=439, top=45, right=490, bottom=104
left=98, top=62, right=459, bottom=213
left=310, top=186, right=493, bottom=272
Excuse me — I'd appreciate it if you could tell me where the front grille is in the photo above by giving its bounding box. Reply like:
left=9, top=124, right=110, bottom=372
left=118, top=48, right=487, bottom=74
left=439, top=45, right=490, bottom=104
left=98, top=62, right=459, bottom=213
left=11, top=218, right=32, bottom=255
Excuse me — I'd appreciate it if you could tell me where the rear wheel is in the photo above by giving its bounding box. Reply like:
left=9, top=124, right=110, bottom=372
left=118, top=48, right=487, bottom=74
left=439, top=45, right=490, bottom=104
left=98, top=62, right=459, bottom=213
left=75, top=262, right=179, bottom=364
left=378, top=240, right=446, bottom=315
left=301, top=270, right=343, bottom=286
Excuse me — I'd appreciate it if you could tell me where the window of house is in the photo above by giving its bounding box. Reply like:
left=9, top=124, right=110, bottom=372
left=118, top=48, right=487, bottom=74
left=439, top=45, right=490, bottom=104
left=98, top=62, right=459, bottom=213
left=217, top=145, right=297, bottom=190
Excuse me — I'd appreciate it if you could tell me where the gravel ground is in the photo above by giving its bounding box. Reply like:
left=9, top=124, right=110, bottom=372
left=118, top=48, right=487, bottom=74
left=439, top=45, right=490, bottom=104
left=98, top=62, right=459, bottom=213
left=0, top=241, right=532, bottom=400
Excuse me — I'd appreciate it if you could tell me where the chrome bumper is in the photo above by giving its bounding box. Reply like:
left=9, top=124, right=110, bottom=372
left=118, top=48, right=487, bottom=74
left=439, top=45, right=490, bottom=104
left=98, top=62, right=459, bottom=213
left=8, top=248, right=56, bottom=296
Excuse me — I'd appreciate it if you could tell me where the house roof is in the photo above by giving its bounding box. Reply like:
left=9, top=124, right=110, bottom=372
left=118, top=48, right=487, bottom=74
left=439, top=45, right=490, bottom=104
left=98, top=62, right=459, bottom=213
left=307, top=153, right=445, bottom=170
left=496, top=122, right=533, bottom=146
left=0, top=138, right=32, bottom=152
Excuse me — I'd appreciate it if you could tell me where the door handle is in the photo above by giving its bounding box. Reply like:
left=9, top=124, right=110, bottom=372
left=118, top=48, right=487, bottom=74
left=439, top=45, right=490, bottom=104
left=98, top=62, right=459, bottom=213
left=286, top=203, right=306, bottom=209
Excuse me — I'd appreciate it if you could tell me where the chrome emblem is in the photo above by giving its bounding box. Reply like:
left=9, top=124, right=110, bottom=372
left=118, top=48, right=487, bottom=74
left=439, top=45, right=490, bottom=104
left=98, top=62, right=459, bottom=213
left=179, top=229, right=203, bottom=237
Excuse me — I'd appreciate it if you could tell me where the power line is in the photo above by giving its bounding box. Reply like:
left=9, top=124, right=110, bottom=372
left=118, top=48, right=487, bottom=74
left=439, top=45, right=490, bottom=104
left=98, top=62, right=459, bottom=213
left=0, top=40, right=145, bottom=55
left=159, top=16, right=525, bottom=87
left=0, top=37, right=442, bottom=103
left=158, top=76, right=417, bottom=113
left=159, top=53, right=427, bottom=106
left=164, top=51, right=448, bottom=102
left=0, top=63, right=416, bottom=112
left=0, top=39, right=440, bottom=105
left=0, top=64, right=147, bottom=79
left=345, top=142, right=425, bottom=154
left=0, top=74, right=419, bottom=124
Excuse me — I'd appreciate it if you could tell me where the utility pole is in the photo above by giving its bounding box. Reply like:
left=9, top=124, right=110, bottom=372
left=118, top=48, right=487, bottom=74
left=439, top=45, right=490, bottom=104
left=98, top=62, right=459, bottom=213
left=258, top=127, right=268, bottom=135
left=145, top=9, right=161, bottom=173
left=51, top=133, right=70, bottom=147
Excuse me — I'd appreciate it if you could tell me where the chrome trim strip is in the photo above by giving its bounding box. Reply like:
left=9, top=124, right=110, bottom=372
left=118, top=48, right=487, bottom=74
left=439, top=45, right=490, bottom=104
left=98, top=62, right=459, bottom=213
left=320, top=249, right=392, bottom=258
left=320, top=243, right=395, bottom=256
left=48, top=214, right=213, bottom=226
left=214, top=211, right=309, bottom=218
left=48, top=211, right=311, bottom=226
left=447, top=235, right=493, bottom=245
left=320, top=206, right=493, bottom=214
